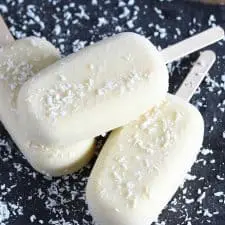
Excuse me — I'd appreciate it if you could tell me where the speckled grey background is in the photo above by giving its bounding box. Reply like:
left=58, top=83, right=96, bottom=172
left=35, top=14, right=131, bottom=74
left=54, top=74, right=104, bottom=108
left=0, top=0, right=225, bottom=224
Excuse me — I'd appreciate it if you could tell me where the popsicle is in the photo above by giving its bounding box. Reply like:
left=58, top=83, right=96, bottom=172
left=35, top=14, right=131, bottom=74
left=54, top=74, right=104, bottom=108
left=0, top=17, right=95, bottom=176
left=86, top=51, right=216, bottom=225
left=17, top=27, right=224, bottom=149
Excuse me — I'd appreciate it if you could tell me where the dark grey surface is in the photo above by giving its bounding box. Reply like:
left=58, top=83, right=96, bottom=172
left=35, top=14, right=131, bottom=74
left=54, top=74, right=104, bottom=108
left=0, top=0, right=225, bottom=224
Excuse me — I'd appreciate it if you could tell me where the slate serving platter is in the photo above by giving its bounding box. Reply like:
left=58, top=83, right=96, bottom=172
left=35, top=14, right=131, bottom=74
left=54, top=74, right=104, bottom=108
left=0, top=0, right=225, bottom=224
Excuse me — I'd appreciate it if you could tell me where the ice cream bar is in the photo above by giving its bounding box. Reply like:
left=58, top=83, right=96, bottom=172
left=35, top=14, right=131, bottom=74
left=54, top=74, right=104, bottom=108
left=0, top=17, right=95, bottom=176
left=17, top=27, right=224, bottom=149
left=17, top=32, right=169, bottom=148
left=86, top=51, right=215, bottom=225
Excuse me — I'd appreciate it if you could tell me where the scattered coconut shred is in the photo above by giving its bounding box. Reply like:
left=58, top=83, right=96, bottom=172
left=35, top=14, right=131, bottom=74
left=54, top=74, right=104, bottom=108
left=0, top=0, right=225, bottom=225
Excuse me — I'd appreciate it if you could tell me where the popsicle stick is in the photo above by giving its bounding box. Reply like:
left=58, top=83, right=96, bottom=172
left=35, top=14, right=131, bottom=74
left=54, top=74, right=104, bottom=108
left=0, top=16, right=14, bottom=46
left=176, top=50, right=216, bottom=101
left=161, top=27, right=224, bottom=64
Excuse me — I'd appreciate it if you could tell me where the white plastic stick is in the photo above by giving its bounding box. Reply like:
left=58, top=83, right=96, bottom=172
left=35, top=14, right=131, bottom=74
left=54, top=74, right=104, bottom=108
left=176, top=50, right=216, bottom=101
left=161, top=27, right=223, bottom=64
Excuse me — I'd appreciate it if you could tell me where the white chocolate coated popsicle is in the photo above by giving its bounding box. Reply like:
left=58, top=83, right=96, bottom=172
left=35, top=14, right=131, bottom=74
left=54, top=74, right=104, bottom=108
left=86, top=51, right=216, bottom=225
left=86, top=95, right=204, bottom=225
left=0, top=37, right=94, bottom=176
left=17, top=32, right=169, bottom=147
